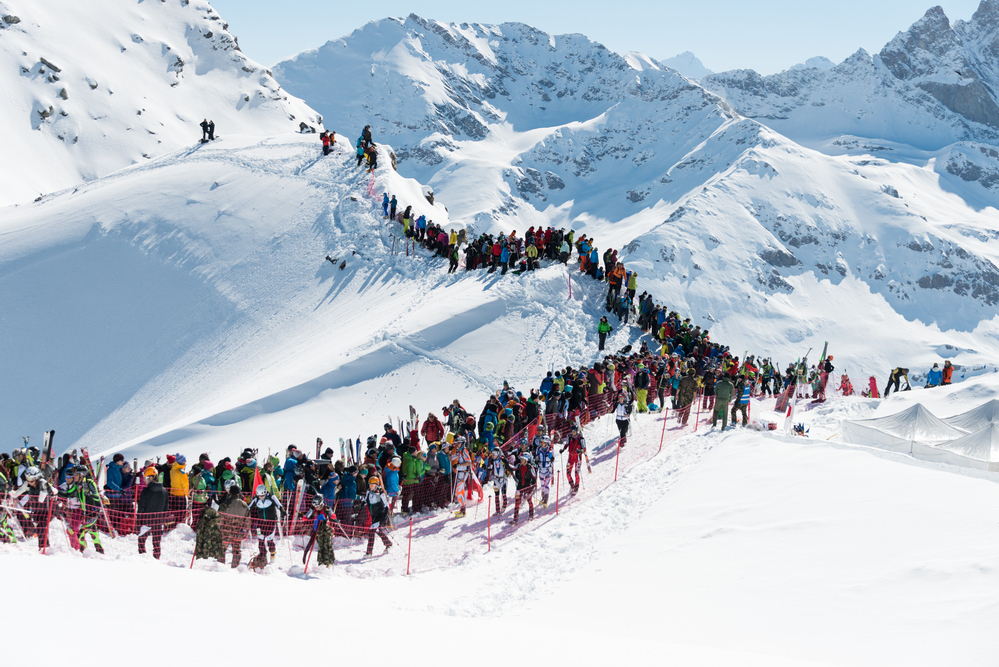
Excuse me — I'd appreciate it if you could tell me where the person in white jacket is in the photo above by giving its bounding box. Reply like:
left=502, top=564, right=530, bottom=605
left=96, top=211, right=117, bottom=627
left=615, top=394, right=632, bottom=446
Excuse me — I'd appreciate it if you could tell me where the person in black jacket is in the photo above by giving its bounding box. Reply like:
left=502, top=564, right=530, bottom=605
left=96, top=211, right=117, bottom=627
left=137, top=466, right=168, bottom=559
left=511, top=453, right=536, bottom=525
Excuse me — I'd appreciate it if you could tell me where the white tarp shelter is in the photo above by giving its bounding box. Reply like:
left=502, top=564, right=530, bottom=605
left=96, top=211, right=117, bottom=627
left=943, top=399, right=999, bottom=433
left=842, top=404, right=966, bottom=445
left=839, top=401, right=999, bottom=472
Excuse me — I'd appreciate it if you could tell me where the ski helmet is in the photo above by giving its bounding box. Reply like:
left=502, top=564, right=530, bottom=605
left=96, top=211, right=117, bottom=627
left=311, top=496, right=325, bottom=509
left=518, top=452, right=529, bottom=462
left=224, top=478, right=239, bottom=492
left=390, top=456, right=401, bottom=466
left=255, top=484, right=267, bottom=497
left=24, top=466, right=42, bottom=481
left=368, top=476, right=382, bottom=487
left=454, top=436, right=466, bottom=447
left=72, top=465, right=89, bottom=477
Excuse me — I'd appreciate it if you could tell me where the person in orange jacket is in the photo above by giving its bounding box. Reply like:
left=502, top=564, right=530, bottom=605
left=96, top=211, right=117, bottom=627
left=168, top=454, right=189, bottom=525
left=942, top=360, right=954, bottom=385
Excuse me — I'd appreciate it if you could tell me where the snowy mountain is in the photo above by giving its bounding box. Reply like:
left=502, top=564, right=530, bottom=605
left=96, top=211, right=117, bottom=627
left=0, top=0, right=322, bottom=205
left=4, top=5, right=999, bottom=663
left=702, top=3, right=999, bottom=149
left=272, top=11, right=999, bottom=346
left=661, top=51, right=713, bottom=79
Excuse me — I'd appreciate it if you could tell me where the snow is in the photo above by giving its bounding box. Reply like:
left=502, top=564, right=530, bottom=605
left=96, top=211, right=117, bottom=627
left=0, top=0, right=321, bottom=206
left=3, top=4, right=999, bottom=664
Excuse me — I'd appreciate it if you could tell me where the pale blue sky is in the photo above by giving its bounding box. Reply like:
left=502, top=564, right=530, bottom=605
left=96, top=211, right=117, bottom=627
left=211, top=0, right=983, bottom=74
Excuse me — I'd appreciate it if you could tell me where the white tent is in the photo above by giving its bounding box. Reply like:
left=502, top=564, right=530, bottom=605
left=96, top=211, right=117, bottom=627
left=942, top=399, right=999, bottom=432
left=842, top=404, right=967, bottom=446
left=840, top=420, right=912, bottom=453
left=912, top=423, right=999, bottom=472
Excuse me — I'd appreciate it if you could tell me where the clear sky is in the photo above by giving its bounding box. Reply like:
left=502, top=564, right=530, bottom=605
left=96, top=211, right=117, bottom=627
left=210, top=0, right=984, bottom=74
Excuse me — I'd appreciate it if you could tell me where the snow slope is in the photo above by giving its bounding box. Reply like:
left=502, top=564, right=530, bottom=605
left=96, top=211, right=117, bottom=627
left=0, top=0, right=322, bottom=205
left=8, top=382, right=999, bottom=666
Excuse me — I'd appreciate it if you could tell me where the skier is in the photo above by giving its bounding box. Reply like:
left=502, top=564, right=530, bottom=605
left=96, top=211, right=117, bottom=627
left=452, top=437, right=473, bottom=517
left=59, top=465, right=105, bottom=554
left=303, top=496, right=336, bottom=567
left=0, top=466, right=18, bottom=543
left=511, top=453, right=536, bottom=525
left=10, top=466, right=54, bottom=550
left=614, top=394, right=632, bottom=446
left=485, top=448, right=509, bottom=515
left=942, top=360, right=954, bottom=386
left=207, top=120, right=215, bottom=141
left=731, top=374, right=751, bottom=426
left=713, top=374, right=735, bottom=430
left=247, top=484, right=283, bottom=568
left=676, top=369, right=698, bottom=425
left=200, top=118, right=210, bottom=142
left=363, top=476, right=392, bottom=556
left=560, top=427, right=589, bottom=494
left=598, top=316, right=612, bottom=352
left=884, top=367, right=910, bottom=397
left=634, top=363, right=650, bottom=413
left=389, top=195, right=398, bottom=221
left=382, top=192, right=390, bottom=218
left=219, top=481, right=250, bottom=567
left=536, top=436, right=555, bottom=506
left=926, top=363, right=943, bottom=388
left=136, top=466, right=168, bottom=559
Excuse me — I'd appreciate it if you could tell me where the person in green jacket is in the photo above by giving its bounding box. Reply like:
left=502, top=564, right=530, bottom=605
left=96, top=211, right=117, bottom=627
left=598, top=316, right=613, bottom=351
left=400, top=447, right=425, bottom=515
left=713, top=373, right=735, bottom=430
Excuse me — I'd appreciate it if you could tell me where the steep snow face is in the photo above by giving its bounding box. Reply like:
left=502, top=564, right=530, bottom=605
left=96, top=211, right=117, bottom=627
left=0, top=0, right=322, bottom=205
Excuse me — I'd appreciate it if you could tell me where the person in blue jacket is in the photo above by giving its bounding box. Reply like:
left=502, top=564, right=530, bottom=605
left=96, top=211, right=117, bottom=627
left=105, top=454, right=125, bottom=500
left=336, top=465, right=358, bottom=524
left=282, top=449, right=299, bottom=491
left=382, top=193, right=390, bottom=218
left=926, top=363, right=943, bottom=387
left=500, top=244, right=511, bottom=275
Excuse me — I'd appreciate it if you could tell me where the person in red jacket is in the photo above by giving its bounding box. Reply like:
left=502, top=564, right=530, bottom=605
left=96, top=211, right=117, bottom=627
left=942, top=360, right=954, bottom=385
left=421, top=413, right=445, bottom=445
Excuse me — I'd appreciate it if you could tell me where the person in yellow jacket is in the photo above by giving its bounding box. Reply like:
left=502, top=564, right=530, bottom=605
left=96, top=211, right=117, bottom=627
left=169, top=454, right=190, bottom=525
left=526, top=244, right=539, bottom=271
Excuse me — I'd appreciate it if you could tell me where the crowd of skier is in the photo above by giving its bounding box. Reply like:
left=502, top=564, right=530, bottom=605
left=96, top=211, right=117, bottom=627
left=0, top=125, right=887, bottom=572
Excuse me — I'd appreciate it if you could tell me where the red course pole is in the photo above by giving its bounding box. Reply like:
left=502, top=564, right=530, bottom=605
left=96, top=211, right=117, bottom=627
left=555, top=473, right=560, bottom=515
left=614, top=440, right=621, bottom=482
left=406, top=518, right=413, bottom=575
left=42, top=497, right=54, bottom=555
left=658, top=409, right=669, bottom=452
left=694, top=389, right=702, bottom=432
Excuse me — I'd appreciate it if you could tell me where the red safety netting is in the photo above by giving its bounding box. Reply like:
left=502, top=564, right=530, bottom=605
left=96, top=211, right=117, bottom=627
left=1, top=384, right=773, bottom=576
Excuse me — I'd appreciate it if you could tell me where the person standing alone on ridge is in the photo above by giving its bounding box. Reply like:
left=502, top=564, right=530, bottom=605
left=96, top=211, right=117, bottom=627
left=598, top=316, right=612, bottom=352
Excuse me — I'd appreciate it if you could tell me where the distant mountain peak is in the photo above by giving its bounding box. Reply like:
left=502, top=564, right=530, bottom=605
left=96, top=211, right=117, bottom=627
left=788, top=56, right=836, bottom=71
left=661, top=51, right=713, bottom=79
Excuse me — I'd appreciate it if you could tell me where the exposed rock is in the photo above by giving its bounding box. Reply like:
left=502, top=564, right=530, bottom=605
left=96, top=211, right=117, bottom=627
left=39, top=57, right=62, bottom=72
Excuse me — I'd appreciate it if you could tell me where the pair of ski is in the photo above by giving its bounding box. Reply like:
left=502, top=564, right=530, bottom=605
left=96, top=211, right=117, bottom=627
left=339, top=437, right=362, bottom=465
left=78, top=447, right=118, bottom=539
